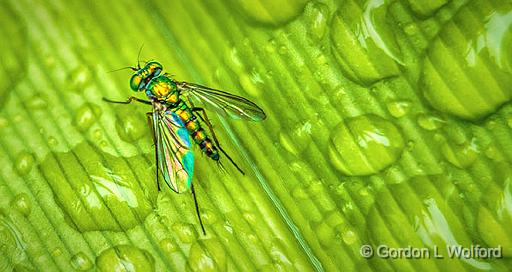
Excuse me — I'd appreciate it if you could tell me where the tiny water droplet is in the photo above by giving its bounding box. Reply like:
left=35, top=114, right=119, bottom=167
left=441, top=139, right=479, bottom=168
left=11, top=193, right=31, bottom=216
left=172, top=223, right=197, bottom=243
left=70, top=252, right=93, bottom=271
left=27, top=93, right=48, bottom=109
left=387, top=100, right=411, bottom=118
left=116, top=114, right=146, bottom=143
left=265, top=39, right=277, bottom=53
left=417, top=113, right=445, bottom=130
left=15, top=152, right=34, bottom=176
left=74, top=103, right=102, bottom=132
left=278, top=45, right=288, bottom=55
left=67, top=67, right=91, bottom=91
left=159, top=238, right=177, bottom=253
left=341, top=229, right=357, bottom=245
left=48, top=136, right=58, bottom=147
left=308, top=2, right=329, bottom=40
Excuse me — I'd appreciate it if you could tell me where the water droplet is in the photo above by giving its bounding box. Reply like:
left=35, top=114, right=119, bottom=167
left=238, top=68, right=264, bottom=97
left=330, top=0, right=402, bottom=85
left=292, top=186, right=308, bottom=199
left=172, top=223, right=197, bottom=243
left=67, top=67, right=91, bottom=91
left=70, top=252, right=93, bottom=271
left=74, top=103, right=102, bottom=132
left=403, top=23, right=419, bottom=35
left=200, top=209, right=217, bottom=225
left=417, top=113, right=445, bottom=130
left=116, top=114, right=146, bottom=143
left=0, top=1, right=28, bottom=107
left=52, top=248, right=62, bottom=257
left=278, top=45, right=288, bottom=55
left=159, top=238, right=177, bottom=253
left=11, top=193, right=31, bottom=216
left=485, top=144, right=505, bottom=161
left=188, top=239, right=227, bottom=271
left=386, top=100, right=411, bottom=118
left=95, top=245, right=155, bottom=272
left=48, top=136, right=58, bottom=147
left=27, top=93, right=48, bottom=109
left=40, top=142, right=158, bottom=232
left=421, top=0, right=512, bottom=120
left=441, top=139, right=479, bottom=168
left=306, top=2, right=329, bottom=40
left=279, top=121, right=313, bottom=155
left=15, top=152, right=34, bottom=176
left=265, top=39, right=277, bottom=53
left=341, top=228, right=357, bottom=245
left=328, top=114, right=405, bottom=176
left=232, top=0, right=308, bottom=26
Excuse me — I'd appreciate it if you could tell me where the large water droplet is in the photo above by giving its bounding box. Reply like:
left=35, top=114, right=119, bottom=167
left=328, top=114, right=405, bottom=176
left=40, top=142, right=157, bottom=232
left=70, top=252, right=93, bottom=271
left=422, top=0, right=512, bottom=120
left=330, top=0, right=402, bottom=85
left=230, top=0, right=308, bottom=26
left=95, top=245, right=155, bottom=272
left=74, top=103, right=102, bottom=132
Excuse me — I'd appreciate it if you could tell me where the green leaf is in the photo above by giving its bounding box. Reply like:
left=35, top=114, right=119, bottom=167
left=1, top=0, right=512, bottom=271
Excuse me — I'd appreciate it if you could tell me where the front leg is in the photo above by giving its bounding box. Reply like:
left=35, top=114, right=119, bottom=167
left=103, top=96, right=152, bottom=105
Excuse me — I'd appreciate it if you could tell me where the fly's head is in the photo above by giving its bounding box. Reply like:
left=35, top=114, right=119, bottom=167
left=129, top=61, right=163, bottom=92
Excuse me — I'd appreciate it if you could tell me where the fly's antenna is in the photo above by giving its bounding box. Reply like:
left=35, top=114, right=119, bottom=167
left=108, top=66, right=137, bottom=73
left=137, top=43, right=144, bottom=69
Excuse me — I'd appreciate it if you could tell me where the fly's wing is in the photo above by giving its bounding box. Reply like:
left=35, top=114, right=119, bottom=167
left=153, top=109, right=194, bottom=193
left=176, top=81, right=266, bottom=121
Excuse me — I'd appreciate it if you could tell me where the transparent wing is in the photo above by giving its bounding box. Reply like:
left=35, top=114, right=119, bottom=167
left=153, top=109, right=194, bottom=193
left=177, top=81, right=266, bottom=121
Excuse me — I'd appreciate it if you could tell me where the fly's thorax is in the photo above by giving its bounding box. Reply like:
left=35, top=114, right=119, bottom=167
left=145, top=75, right=179, bottom=103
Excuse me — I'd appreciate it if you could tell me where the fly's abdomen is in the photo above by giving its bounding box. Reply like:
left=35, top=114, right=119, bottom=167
left=175, top=104, right=219, bottom=161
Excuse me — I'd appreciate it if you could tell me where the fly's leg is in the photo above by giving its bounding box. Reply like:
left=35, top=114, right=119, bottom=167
left=146, top=112, right=161, bottom=192
left=103, top=96, right=152, bottom=105
left=191, top=184, right=206, bottom=235
left=191, top=107, right=245, bottom=175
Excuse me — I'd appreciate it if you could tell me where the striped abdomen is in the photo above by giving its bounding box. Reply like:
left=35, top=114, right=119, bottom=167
left=174, top=101, right=219, bottom=161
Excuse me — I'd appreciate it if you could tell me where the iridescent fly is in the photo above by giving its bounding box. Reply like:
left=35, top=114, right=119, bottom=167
left=104, top=60, right=266, bottom=234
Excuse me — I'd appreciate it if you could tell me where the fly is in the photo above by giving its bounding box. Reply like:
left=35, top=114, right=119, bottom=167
left=103, top=59, right=266, bottom=235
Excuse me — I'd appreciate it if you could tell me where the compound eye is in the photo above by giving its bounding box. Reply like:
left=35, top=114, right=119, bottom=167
left=146, top=62, right=163, bottom=76
left=130, top=74, right=143, bottom=91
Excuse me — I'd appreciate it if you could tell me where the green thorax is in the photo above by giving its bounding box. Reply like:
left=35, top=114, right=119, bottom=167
left=145, top=75, right=179, bottom=103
